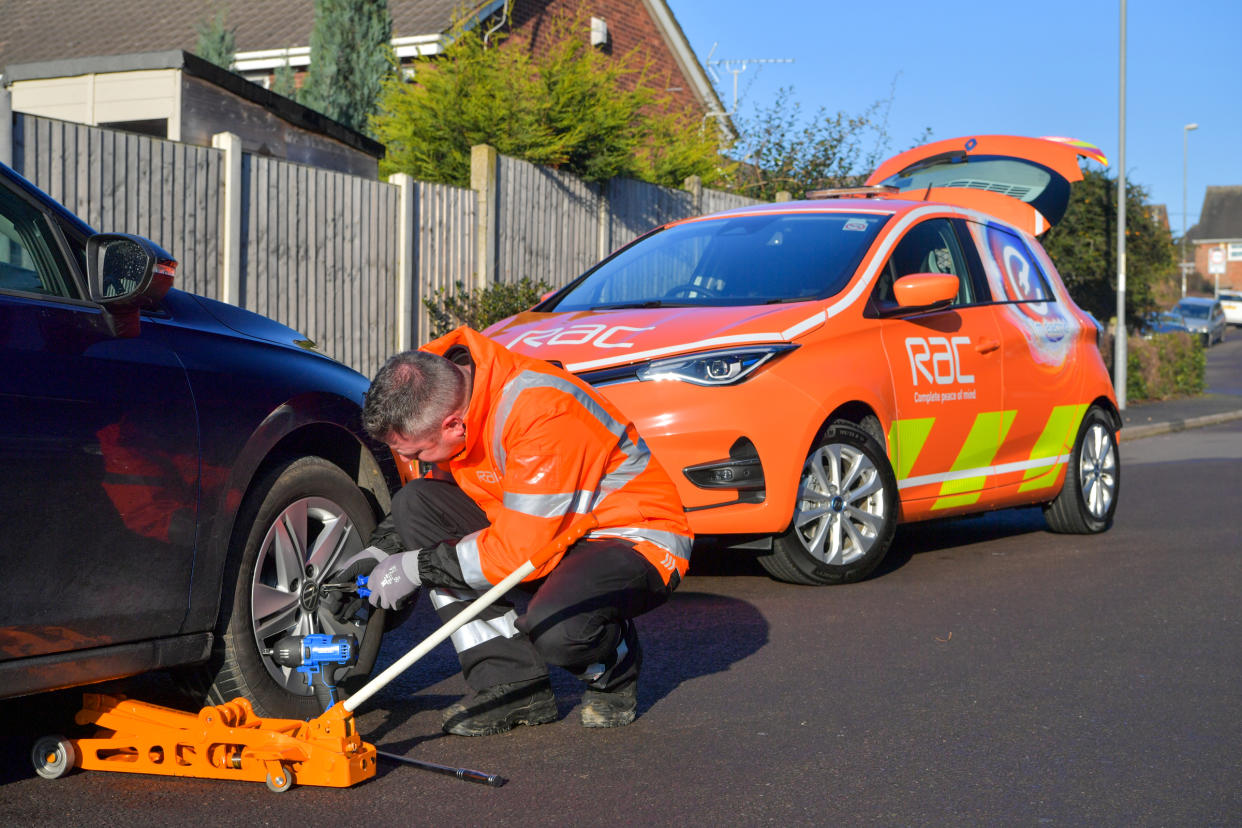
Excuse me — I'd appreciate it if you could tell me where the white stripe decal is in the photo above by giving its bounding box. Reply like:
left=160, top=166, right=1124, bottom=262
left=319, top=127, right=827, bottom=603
left=898, top=454, right=1069, bottom=490
left=561, top=205, right=945, bottom=373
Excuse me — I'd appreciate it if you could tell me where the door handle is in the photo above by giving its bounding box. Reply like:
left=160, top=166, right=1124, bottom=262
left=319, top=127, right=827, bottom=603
left=974, top=338, right=1000, bottom=355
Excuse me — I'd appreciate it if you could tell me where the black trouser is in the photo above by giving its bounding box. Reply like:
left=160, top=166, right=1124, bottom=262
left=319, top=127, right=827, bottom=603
left=390, top=478, right=671, bottom=692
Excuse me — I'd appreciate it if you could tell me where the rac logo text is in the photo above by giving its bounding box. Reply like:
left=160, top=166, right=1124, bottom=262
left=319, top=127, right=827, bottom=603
left=507, top=324, right=654, bottom=350
left=905, top=336, right=975, bottom=386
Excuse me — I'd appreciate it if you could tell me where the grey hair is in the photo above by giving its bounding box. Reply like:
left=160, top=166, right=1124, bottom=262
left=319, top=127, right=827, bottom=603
left=363, top=350, right=467, bottom=441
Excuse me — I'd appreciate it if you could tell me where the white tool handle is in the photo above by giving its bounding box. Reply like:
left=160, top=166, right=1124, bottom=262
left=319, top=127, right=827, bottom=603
left=344, top=559, right=535, bottom=712
left=344, top=516, right=595, bottom=713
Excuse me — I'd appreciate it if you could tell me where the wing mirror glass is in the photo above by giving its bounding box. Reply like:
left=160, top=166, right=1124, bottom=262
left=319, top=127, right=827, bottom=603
left=85, top=233, right=177, bottom=336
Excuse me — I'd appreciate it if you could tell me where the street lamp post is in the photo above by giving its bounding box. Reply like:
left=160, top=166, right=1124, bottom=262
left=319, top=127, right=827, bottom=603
left=1115, top=0, right=1127, bottom=410
left=1182, top=123, right=1199, bottom=297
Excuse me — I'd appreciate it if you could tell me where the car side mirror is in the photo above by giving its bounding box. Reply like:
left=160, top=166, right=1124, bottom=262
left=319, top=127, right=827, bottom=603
left=892, top=272, right=959, bottom=310
left=86, top=234, right=177, bottom=337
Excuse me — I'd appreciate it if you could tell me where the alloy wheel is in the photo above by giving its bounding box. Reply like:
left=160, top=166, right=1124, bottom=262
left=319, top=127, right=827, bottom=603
left=1079, top=422, right=1117, bottom=520
left=249, top=496, right=369, bottom=694
left=793, top=442, right=888, bottom=566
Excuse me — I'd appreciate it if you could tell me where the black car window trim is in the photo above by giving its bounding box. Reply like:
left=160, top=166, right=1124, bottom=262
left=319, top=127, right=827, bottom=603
left=949, top=218, right=994, bottom=304
left=0, top=179, right=83, bottom=301
left=0, top=178, right=99, bottom=307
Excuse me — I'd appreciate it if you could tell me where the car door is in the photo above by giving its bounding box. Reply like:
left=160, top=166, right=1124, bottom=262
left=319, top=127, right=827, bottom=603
left=873, top=217, right=1007, bottom=519
left=0, top=174, right=199, bottom=663
left=962, top=219, right=1089, bottom=499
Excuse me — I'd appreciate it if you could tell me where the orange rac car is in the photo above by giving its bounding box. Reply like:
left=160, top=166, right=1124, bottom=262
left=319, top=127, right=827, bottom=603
left=485, top=135, right=1121, bottom=585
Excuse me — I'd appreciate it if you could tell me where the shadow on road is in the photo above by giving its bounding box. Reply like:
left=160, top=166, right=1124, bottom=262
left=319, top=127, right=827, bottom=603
left=875, top=505, right=1049, bottom=577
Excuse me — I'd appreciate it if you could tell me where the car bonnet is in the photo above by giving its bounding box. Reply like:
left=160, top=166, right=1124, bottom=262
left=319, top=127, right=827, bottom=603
left=486, top=302, right=832, bottom=373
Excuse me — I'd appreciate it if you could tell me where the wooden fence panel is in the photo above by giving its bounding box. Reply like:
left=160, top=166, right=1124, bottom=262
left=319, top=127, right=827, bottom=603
left=701, top=187, right=765, bottom=216
left=11, top=120, right=765, bottom=373
left=495, top=154, right=599, bottom=289
left=607, top=176, right=695, bottom=253
left=240, top=155, right=402, bottom=376
left=12, top=114, right=222, bottom=296
left=411, top=179, right=475, bottom=344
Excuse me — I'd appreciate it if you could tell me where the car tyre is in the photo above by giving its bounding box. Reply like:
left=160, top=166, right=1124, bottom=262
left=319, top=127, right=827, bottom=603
left=758, top=421, right=898, bottom=585
left=1044, top=407, right=1120, bottom=534
left=187, top=456, right=384, bottom=719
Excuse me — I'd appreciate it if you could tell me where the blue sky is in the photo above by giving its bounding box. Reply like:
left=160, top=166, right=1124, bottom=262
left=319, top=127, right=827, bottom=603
left=672, top=0, right=1239, bottom=236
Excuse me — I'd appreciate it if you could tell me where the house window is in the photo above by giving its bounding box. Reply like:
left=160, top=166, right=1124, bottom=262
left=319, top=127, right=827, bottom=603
left=1228, top=243, right=1242, bottom=261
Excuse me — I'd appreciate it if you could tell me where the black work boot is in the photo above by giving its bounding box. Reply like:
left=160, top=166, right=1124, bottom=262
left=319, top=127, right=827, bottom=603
left=580, top=678, right=638, bottom=728
left=441, top=678, right=557, bottom=736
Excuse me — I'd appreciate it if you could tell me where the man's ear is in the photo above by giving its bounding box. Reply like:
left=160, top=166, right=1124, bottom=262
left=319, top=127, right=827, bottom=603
left=442, top=412, right=466, bottom=438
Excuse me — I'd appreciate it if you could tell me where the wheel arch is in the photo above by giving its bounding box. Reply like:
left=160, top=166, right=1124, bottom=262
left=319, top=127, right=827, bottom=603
left=824, top=400, right=887, bottom=450
left=184, top=392, right=398, bottom=634
left=1090, top=395, right=1122, bottom=432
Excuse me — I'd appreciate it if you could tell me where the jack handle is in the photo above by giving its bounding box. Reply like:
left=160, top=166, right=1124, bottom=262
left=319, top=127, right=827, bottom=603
left=343, top=513, right=598, bottom=713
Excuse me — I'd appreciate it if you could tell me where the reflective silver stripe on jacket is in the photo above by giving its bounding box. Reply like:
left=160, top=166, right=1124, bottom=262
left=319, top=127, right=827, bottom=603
left=492, top=370, right=652, bottom=517
left=503, top=489, right=595, bottom=518
left=493, top=372, right=627, bottom=473
left=455, top=530, right=491, bottom=588
left=429, top=587, right=520, bottom=652
left=588, top=526, right=692, bottom=563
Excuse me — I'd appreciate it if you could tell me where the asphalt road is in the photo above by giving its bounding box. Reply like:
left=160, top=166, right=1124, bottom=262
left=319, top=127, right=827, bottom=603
left=3, top=428, right=1240, bottom=825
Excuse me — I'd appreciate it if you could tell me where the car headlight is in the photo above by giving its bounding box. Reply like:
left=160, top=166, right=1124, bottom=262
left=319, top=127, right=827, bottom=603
left=635, top=344, right=797, bottom=386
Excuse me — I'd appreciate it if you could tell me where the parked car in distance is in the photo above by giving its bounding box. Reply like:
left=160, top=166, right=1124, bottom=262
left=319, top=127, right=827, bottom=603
left=1139, top=310, right=1191, bottom=339
left=1174, top=296, right=1227, bottom=346
left=1217, top=290, right=1242, bottom=326
left=488, top=135, right=1122, bottom=586
left=0, top=161, right=402, bottom=717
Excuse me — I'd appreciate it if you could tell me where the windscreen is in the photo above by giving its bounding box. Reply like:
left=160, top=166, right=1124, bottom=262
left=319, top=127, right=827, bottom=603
left=1177, top=302, right=1209, bottom=319
left=546, top=212, right=889, bottom=311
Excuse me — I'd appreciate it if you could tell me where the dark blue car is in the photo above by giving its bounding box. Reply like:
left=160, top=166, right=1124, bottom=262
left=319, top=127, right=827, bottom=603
left=0, top=161, right=401, bottom=718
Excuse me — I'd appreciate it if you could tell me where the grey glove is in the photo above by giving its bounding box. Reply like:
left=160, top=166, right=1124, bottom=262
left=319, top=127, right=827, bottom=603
left=367, top=550, right=423, bottom=610
left=334, top=545, right=390, bottom=587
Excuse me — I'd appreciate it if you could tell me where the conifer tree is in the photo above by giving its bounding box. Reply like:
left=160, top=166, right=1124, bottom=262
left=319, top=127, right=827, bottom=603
left=193, top=10, right=235, bottom=70
left=300, top=0, right=392, bottom=134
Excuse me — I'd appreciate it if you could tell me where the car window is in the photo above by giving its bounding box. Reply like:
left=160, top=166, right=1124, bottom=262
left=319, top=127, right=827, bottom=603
left=1176, top=301, right=1208, bottom=319
left=871, top=217, right=975, bottom=307
left=0, top=183, right=80, bottom=300
left=968, top=222, right=1054, bottom=305
left=547, top=212, right=889, bottom=310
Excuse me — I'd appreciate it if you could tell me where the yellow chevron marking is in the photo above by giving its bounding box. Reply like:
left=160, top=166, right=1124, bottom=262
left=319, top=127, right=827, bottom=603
left=932, top=410, right=1016, bottom=510
left=1017, top=403, right=1089, bottom=493
left=887, top=417, right=935, bottom=481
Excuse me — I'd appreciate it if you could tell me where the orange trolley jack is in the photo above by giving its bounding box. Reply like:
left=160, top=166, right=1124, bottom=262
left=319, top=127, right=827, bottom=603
left=33, top=517, right=595, bottom=792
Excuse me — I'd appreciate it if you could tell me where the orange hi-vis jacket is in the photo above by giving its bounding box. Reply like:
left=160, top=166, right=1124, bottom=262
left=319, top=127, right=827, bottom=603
left=424, top=327, right=692, bottom=588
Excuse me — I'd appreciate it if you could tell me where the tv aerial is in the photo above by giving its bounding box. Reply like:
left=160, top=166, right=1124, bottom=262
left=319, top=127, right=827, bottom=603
left=705, top=42, right=794, bottom=114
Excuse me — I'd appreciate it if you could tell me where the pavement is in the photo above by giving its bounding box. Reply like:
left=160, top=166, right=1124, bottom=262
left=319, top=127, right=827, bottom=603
left=1117, top=334, right=1242, bottom=441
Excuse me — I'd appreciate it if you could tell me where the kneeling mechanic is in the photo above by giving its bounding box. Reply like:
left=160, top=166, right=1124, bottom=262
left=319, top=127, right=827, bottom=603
left=357, top=326, right=691, bottom=735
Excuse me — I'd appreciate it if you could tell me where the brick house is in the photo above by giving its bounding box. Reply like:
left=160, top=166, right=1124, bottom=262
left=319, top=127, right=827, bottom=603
left=2, top=0, right=729, bottom=138
left=1186, top=186, right=1242, bottom=293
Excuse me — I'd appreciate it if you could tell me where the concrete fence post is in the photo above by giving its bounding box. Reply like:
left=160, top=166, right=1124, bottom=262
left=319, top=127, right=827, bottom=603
left=683, top=174, right=703, bottom=215
left=597, top=179, right=612, bottom=260
left=775, top=190, right=793, bottom=203
left=0, top=84, right=12, bottom=169
left=211, top=131, right=243, bottom=306
left=470, top=144, right=498, bottom=290
left=389, top=172, right=416, bottom=351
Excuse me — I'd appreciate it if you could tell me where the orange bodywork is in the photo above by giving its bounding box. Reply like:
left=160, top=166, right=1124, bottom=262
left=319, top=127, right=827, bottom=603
left=487, top=186, right=1116, bottom=542
left=865, top=134, right=1107, bottom=236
